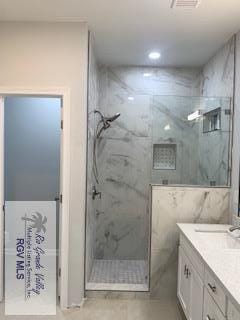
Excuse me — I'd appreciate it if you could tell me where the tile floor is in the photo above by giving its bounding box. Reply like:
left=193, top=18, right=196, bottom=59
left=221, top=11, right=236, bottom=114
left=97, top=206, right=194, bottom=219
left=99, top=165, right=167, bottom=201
left=0, top=298, right=185, bottom=320
left=86, top=259, right=148, bottom=291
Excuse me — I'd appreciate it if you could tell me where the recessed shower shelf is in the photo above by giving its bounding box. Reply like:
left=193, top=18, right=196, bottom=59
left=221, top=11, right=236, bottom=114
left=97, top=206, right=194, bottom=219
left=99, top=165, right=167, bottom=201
left=153, top=144, right=176, bottom=170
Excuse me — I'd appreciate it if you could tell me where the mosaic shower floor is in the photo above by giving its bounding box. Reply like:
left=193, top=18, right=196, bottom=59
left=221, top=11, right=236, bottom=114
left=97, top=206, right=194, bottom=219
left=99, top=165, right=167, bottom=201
left=86, top=259, right=149, bottom=291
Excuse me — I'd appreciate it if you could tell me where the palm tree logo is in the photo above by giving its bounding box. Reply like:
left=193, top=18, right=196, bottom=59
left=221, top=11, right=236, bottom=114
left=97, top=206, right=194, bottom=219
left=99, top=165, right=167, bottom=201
left=22, top=212, right=47, bottom=233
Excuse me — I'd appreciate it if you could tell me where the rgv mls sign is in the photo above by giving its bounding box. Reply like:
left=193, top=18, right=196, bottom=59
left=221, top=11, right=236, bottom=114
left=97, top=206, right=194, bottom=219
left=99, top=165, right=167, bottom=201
left=5, top=202, right=56, bottom=315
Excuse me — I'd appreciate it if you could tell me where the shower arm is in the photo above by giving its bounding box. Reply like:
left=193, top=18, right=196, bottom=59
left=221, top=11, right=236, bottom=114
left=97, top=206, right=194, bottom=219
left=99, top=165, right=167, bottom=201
left=94, top=109, right=104, bottom=120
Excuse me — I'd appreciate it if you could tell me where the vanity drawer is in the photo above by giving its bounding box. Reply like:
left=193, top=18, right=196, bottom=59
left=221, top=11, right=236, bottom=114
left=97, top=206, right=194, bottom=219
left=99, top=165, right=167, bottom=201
left=204, top=268, right=226, bottom=316
left=203, top=288, right=225, bottom=320
left=228, top=300, right=240, bottom=320
left=180, top=234, right=204, bottom=279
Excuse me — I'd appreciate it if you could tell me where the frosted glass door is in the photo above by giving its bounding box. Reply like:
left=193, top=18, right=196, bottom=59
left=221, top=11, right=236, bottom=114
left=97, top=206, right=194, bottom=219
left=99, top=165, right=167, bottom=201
left=0, top=97, right=4, bottom=302
left=4, top=97, right=61, bottom=315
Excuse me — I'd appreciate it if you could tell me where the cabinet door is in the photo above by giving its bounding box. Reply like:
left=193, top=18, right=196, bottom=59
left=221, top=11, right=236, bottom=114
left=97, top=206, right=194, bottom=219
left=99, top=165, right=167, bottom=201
left=177, top=247, right=191, bottom=319
left=228, top=300, right=240, bottom=320
left=203, top=288, right=225, bottom=320
left=189, top=265, right=203, bottom=320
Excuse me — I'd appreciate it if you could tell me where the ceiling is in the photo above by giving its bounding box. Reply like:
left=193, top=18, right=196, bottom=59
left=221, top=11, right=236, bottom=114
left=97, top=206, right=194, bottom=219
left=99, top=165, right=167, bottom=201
left=0, top=0, right=240, bottom=66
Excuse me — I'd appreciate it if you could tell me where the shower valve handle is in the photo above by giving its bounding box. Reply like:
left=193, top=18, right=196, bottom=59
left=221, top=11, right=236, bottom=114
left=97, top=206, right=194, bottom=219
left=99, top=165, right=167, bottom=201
left=92, top=186, right=101, bottom=200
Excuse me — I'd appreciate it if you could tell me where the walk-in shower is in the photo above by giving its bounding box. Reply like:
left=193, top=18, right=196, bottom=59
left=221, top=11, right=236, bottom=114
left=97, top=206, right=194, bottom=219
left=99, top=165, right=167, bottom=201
left=85, top=91, right=231, bottom=292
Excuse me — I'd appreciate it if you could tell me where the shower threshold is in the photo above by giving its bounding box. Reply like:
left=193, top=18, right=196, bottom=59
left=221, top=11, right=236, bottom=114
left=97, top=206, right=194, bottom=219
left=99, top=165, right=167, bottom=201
left=86, top=259, right=149, bottom=291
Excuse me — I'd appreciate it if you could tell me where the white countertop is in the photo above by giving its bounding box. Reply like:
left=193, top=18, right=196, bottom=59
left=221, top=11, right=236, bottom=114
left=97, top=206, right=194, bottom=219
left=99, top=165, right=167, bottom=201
left=177, top=223, right=240, bottom=309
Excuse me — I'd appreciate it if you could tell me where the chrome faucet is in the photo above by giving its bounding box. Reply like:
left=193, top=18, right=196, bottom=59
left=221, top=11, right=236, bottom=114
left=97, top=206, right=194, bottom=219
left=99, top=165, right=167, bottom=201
left=229, top=225, right=240, bottom=232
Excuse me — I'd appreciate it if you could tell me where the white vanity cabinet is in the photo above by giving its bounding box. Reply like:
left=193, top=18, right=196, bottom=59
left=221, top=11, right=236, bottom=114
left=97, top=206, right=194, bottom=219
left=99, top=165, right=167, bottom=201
left=177, top=246, right=203, bottom=320
left=203, top=289, right=225, bottom=320
left=178, top=233, right=240, bottom=320
left=178, top=247, right=190, bottom=317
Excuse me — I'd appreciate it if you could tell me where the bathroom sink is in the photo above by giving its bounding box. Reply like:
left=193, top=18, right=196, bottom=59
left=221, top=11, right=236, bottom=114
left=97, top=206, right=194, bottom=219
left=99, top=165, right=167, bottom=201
left=195, top=229, right=240, bottom=250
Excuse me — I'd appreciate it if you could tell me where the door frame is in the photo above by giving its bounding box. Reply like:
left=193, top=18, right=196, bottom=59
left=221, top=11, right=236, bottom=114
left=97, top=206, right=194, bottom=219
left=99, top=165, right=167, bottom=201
left=0, top=87, right=71, bottom=310
left=0, top=97, right=4, bottom=302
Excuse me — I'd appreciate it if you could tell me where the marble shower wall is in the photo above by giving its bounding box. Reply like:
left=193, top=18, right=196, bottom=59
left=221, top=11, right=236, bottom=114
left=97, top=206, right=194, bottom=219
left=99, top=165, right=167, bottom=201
left=85, top=37, right=99, bottom=281
left=99, top=66, right=201, bottom=98
left=200, top=37, right=235, bottom=97
left=198, top=37, right=235, bottom=186
left=95, top=93, right=151, bottom=260
left=95, top=66, right=202, bottom=260
left=150, top=186, right=230, bottom=299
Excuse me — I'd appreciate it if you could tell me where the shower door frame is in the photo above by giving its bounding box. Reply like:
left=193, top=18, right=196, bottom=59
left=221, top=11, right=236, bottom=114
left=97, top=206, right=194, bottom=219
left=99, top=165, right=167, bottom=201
left=0, top=87, right=71, bottom=310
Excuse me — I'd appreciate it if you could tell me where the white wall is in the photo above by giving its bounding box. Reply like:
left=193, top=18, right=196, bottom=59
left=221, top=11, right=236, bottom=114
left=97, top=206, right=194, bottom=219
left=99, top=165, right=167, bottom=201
left=0, top=22, right=89, bottom=306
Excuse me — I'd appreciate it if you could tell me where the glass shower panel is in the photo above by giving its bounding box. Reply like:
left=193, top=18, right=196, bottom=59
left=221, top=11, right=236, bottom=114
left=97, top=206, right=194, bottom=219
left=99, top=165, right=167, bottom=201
left=151, top=96, right=231, bottom=186
left=85, top=95, right=151, bottom=291
left=151, top=96, right=200, bottom=185
left=198, top=97, right=231, bottom=186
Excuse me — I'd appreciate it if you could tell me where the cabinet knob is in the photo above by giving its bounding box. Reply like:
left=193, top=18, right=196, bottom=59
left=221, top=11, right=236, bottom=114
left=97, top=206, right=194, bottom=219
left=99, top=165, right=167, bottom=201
left=184, top=265, right=191, bottom=278
left=208, top=283, right=216, bottom=293
left=184, top=265, right=187, bottom=275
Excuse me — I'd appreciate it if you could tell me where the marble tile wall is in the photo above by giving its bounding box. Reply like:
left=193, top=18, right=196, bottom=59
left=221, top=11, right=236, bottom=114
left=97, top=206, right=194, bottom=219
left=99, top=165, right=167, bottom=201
left=150, top=186, right=230, bottom=299
left=95, top=66, right=202, bottom=260
left=200, top=37, right=235, bottom=97
left=95, top=93, right=151, bottom=260
left=99, top=66, right=201, bottom=98
left=198, top=37, right=235, bottom=186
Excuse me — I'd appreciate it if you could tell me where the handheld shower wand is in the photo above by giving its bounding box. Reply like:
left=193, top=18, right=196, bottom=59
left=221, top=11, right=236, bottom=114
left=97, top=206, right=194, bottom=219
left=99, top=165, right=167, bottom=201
left=93, top=110, right=121, bottom=184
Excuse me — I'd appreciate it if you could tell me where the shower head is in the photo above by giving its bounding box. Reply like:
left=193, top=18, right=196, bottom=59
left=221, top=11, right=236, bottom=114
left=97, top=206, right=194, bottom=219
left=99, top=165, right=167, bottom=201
left=94, top=110, right=120, bottom=126
left=94, top=110, right=121, bottom=139
left=105, top=113, right=120, bottom=122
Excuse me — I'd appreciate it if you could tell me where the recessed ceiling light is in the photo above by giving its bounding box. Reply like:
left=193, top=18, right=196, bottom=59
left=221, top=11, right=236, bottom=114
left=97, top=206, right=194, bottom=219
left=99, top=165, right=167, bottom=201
left=171, top=0, right=200, bottom=8
left=148, top=52, right=161, bottom=60
left=128, top=96, right=135, bottom=101
left=143, top=73, right=152, bottom=77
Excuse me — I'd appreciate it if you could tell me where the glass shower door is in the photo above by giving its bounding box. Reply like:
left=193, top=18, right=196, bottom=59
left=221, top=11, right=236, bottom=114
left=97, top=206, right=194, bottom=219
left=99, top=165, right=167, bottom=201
left=85, top=94, right=151, bottom=291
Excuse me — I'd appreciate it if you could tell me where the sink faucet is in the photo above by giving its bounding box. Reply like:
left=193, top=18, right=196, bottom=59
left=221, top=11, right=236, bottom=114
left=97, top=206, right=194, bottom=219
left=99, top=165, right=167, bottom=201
left=229, top=225, right=240, bottom=232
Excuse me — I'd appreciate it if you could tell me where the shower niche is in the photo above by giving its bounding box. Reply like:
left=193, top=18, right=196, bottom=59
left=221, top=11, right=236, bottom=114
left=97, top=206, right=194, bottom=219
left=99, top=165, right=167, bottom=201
left=153, top=144, right=176, bottom=170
